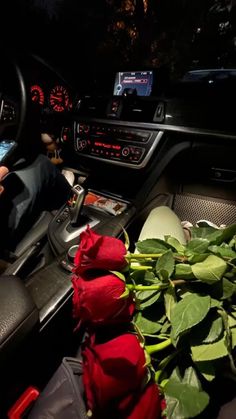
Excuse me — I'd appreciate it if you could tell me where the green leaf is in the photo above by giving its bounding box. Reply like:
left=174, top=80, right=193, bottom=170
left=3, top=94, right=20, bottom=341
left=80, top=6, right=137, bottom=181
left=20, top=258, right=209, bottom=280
left=201, top=314, right=224, bottom=344
left=136, top=289, right=159, bottom=302
left=135, top=238, right=174, bottom=254
left=224, top=270, right=236, bottom=281
left=228, top=312, right=236, bottom=347
left=209, top=244, right=236, bottom=259
left=191, top=334, right=228, bottom=361
left=161, top=321, right=171, bottom=334
left=221, top=277, right=236, bottom=299
left=170, top=367, right=182, bottom=383
left=190, top=226, right=223, bottom=243
left=110, top=270, right=126, bottom=282
left=230, top=327, right=236, bottom=349
left=182, top=367, right=202, bottom=390
left=119, top=288, right=130, bottom=299
left=166, top=236, right=185, bottom=254
left=165, top=380, right=209, bottom=419
left=156, top=250, right=174, bottom=279
left=210, top=298, right=222, bottom=308
left=192, top=255, right=227, bottom=284
left=228, top=313, right=236, bottom=328
left=229, top=236, right=236, bottom=247
left=143, top=271, right=158, bottom=284
left=137, top=290, right=162, bottom=309
left=190, top=311, right=223, bottom=345
left=164, top=286, right=177, bottom=321
left=175, top=263, right=195, bottom=279
left=129, top=270, right=145, bottom=283
left=170, top=294, right=211, bottom=343
left=158, top=269, right=170, bottom=283
left=195, top=361, right=216, bottom=381
left=178, top=291, right=194, bottom=299
left=215, top=224, right=236, bottom=245
left=122, top=228, right=130, bottom=250
left=135, top=314, right=162, bottom=334
left=187, top=253, right=209, bottom=264
left=186, top=238, right=209, bottom=254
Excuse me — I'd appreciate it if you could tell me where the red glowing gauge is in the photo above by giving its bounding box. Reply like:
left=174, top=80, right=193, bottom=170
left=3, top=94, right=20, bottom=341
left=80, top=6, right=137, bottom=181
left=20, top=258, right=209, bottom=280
left=49, top=85, right=70, bottom=112
left=30, top=84, right=45, bottom=105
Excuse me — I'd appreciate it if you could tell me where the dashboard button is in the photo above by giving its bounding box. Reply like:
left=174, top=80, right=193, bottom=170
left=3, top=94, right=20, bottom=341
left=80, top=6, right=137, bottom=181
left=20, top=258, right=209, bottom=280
left=122, top=147, right=130, bottom=157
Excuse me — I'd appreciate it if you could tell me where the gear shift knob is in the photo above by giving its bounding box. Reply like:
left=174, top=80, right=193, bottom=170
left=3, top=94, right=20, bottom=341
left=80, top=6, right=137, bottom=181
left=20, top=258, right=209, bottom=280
left=68, top=184, right=86, bottom=226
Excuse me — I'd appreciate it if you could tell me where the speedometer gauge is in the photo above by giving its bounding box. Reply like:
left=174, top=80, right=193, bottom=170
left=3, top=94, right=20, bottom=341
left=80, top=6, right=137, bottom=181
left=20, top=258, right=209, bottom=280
left=30, top=84, right=45, bottom=105
left=49, top=85, right=70, bottom=112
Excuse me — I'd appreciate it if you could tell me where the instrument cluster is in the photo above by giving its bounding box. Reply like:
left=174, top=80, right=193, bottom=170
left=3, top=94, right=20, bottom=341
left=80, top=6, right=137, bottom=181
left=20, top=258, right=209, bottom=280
left=30, top=83, right=73, bottom=113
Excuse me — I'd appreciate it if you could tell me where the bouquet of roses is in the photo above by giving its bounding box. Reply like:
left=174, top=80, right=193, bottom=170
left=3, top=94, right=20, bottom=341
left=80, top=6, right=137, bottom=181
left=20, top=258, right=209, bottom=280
left=72, top=223, right=236, bottom=419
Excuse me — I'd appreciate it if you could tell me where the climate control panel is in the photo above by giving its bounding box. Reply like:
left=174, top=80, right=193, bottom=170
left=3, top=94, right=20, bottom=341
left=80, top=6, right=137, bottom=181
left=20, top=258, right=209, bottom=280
left=73, top=121, right=163, bottom=168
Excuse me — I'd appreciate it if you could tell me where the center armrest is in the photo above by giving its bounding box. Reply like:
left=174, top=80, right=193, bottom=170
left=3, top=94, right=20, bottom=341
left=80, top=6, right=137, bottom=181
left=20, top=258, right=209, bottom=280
left=0, top=275, right=39, bottom=363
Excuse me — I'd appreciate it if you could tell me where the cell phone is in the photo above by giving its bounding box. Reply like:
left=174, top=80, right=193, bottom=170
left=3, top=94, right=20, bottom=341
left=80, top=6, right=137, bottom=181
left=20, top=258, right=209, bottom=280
left=0, top=140, right=17, bottom=164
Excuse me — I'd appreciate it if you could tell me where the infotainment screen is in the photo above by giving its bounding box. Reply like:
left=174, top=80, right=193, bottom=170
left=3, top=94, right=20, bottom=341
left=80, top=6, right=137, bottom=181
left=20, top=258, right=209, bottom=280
left=113, top=71, right=153, bottom=97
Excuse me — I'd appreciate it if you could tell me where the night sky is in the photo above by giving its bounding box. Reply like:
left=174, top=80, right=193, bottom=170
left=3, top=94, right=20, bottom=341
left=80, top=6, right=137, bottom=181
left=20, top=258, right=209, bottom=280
left=2, top=1, right=236, bottom=81
left=32, top=0, right=61, bottom=17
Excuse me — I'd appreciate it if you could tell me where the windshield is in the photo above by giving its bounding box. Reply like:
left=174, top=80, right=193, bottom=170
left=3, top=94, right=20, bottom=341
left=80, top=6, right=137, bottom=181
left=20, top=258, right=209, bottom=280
left=1, top=0, right=236, bottom=85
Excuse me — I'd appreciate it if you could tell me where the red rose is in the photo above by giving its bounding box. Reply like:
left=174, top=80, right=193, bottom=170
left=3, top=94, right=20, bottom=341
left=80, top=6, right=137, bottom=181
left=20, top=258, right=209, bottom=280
left=124, top=382, right=161, bottom=419
left=82, top=333, right=147, bottom=414
left=160, top=396, right=167, bottom=417
left=73, top=226, right=127, bottom=274
left=72, top=273, right=135, bottom=326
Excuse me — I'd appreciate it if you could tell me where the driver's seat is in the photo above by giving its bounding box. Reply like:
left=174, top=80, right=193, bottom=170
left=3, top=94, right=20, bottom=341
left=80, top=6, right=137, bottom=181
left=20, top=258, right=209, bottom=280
left=4, top=211, right=53, bottom=277
left=0, top=153, right=73, bottom=278
left=3, top=210, right=54, bottom=278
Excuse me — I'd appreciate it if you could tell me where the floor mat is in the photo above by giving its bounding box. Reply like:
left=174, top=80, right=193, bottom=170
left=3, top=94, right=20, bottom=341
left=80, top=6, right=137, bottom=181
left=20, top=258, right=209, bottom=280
left=173, top=193, right=236, bottom=226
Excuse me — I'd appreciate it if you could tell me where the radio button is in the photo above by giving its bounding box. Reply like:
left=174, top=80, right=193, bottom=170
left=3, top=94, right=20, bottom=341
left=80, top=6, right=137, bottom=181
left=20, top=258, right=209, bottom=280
left=122, top=147, right=130, bottom=157
left=76, top=139, right=87, bottom=150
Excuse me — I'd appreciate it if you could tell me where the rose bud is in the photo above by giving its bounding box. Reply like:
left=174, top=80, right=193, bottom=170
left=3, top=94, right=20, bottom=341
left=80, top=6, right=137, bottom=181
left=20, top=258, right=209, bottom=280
left=72, top=273, right=135, bottom=326
left=73, top=225, right=127, bottom=274
left=82, top=333, right=147, bottom=415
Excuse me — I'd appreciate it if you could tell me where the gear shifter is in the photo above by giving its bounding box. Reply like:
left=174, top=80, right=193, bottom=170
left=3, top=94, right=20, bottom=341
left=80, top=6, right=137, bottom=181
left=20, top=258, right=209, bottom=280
left=68, top=184, right=86, bottom=226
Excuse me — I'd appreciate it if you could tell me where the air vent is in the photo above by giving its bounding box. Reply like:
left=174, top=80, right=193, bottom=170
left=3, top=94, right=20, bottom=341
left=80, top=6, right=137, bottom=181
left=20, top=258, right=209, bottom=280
left=76, top=95, right=165, bottom=123
left=76, top=96, right=108, bottom=118
left=121, top=98, right=158, bottom=122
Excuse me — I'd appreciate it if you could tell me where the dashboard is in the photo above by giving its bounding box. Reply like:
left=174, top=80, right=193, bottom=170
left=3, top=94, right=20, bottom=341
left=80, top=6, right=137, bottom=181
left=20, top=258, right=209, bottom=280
left=30, top=83, right=72, bottom=113
left=63, top=68, right=236, bottom=175
left=21, top=58, right=236, bottom=143
left=19, top=54, right=75, bottom=115
left=6, top=53, right=236, bottom=188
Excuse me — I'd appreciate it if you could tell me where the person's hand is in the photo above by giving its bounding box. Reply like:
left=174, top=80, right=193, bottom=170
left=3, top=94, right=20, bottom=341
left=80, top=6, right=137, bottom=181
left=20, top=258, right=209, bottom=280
left=0, top=166, right=9, bottom=195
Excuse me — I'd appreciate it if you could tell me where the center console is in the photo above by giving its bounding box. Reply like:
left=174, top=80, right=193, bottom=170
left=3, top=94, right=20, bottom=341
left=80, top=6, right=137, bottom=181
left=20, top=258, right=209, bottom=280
left=27, top=184, right=136, bottom=326
left=62, top=69, right=166, bottom=170
left=48, top=182, right=135, bottom=255
left=25, top=68, right=168, bottom=327
left=73, top=121, right=163, bottom=169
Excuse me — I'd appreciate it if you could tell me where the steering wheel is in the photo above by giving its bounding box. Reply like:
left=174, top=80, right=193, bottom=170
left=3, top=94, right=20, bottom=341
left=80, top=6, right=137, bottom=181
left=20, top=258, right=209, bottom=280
left=0, top=55, right=27, bottom=145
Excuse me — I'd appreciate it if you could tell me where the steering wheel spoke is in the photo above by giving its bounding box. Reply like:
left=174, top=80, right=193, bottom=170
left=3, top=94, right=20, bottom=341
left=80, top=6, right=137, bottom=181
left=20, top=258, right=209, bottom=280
left=0, top=54, right=27, bottom=144
left=0, top=96, right=17, bottom=125
left=0, top=96, right=18, bottom=140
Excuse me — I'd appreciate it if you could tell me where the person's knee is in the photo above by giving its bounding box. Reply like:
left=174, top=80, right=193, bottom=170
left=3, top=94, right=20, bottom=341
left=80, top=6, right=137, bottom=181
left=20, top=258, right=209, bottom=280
left=138, top=206, right=186, bottom=244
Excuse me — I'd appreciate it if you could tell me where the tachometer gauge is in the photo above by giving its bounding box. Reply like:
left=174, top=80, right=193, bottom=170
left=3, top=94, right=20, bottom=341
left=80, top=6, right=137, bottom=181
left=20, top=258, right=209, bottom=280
left=49, top=85, right=70, bottom=112
left=30, top=84, right=45, bottom=105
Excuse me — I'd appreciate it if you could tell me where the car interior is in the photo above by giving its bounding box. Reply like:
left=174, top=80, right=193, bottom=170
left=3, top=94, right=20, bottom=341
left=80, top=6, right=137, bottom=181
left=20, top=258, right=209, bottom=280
left=1, top=48, right=236, bottom=417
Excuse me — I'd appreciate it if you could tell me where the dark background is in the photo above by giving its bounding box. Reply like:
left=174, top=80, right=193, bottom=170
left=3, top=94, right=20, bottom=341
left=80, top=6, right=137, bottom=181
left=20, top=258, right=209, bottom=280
left=1, top=0, right=236, bottom=88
